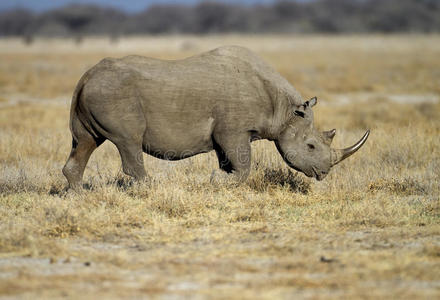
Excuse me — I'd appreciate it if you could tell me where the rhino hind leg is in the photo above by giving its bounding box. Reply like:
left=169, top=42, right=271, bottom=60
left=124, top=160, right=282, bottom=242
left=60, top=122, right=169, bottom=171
left=210, top=133, right=251, bottom=185
left=63, top=116, right=104, bottom=191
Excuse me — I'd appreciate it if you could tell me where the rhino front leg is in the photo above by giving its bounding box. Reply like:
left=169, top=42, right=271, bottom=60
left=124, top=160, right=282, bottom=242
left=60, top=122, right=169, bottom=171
left=115, top=141, right=147, bottom=181
left=211, top=132, right=251, bottom=185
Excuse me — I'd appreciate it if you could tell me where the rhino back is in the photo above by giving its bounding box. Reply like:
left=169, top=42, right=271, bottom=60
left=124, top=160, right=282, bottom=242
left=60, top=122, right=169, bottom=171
left=119, top=47, right=283, bottom=129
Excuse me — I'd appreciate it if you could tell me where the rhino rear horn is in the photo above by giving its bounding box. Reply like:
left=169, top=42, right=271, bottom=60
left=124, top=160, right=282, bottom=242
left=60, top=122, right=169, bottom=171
left=323, top=129, right=336, bottom=145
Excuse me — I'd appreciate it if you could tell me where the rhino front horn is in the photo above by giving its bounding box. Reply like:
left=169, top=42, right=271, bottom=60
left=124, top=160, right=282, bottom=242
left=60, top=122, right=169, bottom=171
left=331, top=130, right=370, bottom=166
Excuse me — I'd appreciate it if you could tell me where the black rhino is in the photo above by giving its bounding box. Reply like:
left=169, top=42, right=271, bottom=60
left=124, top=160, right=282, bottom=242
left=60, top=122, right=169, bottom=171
left=63, top=46, right=369, bottom=191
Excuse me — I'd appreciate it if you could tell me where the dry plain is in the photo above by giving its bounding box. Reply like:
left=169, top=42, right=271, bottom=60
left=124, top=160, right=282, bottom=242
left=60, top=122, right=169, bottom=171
left=0, top=35, right=439, bottom=299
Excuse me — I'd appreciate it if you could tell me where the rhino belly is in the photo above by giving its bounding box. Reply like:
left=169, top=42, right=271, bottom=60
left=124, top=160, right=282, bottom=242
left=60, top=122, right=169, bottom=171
left=142, top=116, right=215, bottom=160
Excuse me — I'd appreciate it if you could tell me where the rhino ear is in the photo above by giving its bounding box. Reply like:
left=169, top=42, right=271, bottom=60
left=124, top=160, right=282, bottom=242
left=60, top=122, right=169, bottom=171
left=294, top=97, right=316, bottom=119
left=306, top=97, right=317, bottom=107
left=294, top=110, right=305, bottom=118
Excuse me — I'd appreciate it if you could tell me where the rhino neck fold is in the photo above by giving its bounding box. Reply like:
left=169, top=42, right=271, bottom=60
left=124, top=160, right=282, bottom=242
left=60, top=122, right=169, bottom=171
left=267, top=96, right=297, bottom=140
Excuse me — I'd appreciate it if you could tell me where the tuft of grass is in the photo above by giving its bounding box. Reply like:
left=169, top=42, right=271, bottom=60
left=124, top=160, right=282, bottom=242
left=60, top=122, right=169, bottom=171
left=368, top=178, right=427, bottom=196
left=262, top=169, right=311, bottom=194
left=422, top=243, right=440, bottom=257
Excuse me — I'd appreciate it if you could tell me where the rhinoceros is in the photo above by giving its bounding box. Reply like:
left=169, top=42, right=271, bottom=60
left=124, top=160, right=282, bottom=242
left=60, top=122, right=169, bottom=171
left=63, top=46, right=369, bottom=191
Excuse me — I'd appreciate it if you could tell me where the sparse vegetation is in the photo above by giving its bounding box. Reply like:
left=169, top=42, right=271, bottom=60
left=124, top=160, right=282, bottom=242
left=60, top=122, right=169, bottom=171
left=0, top=35, right=439, bottom=299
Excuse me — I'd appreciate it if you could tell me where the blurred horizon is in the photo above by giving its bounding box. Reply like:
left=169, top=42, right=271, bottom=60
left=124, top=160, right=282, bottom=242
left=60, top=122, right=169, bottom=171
left=1, top=0, right=439, bottom=36
left=1, top=0, right=277, bottom=13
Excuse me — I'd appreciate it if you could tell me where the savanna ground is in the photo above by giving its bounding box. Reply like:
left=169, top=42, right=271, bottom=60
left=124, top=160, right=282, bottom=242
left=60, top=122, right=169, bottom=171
left=0, top=35, right=439, bottom=299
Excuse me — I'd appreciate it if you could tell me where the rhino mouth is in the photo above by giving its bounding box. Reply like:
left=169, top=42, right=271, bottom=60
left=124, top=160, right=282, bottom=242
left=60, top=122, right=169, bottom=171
left=312, top=167, right=327, bottom=181
left=311, top=167, right=319, bottom=180
left=277, top=147, right=324, bottom=180
left=282, top=158, right=321, bottom=180
left=311, top=168, right=320, bottom=181
left=287, top=162, right=321, bottom=180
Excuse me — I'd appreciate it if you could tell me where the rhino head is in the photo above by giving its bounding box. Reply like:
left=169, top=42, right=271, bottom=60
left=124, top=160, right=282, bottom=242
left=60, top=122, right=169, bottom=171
left=275, top=97, right=369, bottom=181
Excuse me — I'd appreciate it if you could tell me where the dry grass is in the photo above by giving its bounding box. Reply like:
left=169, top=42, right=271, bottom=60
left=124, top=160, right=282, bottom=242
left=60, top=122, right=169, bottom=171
left=0, top=35, right=439, bottom=299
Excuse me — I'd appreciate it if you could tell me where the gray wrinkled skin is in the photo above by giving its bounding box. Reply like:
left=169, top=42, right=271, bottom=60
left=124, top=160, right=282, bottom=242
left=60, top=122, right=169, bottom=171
left=275, top=97, right=333, bottom=181
left=63, top=46, right=367, bottom=191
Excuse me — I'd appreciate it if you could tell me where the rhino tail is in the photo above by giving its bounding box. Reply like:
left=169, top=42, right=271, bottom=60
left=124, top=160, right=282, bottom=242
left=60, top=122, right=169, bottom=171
left=69, top=70, right=100, bottom=143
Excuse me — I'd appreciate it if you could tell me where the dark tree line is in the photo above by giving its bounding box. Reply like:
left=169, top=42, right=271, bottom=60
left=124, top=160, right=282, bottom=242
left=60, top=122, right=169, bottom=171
left=1, top=0, right=440, bottom=37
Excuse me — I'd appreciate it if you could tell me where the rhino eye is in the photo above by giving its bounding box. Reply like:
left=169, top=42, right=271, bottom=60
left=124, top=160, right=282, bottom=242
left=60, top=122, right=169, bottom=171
left=307, top=143, right=315, bottom=150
